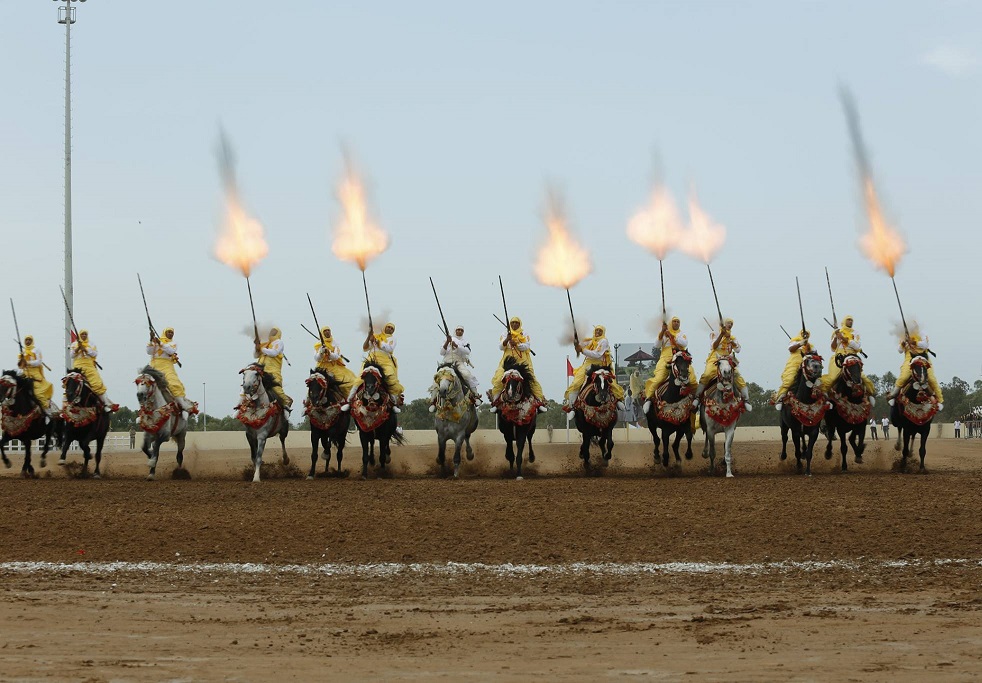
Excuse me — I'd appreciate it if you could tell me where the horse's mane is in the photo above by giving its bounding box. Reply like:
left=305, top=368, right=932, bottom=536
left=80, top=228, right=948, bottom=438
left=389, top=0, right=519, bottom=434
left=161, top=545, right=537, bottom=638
left=2, top=370, right=35, bottom=391
left=139, top=365, right=170, bottom=392
left=436, top=362, right=467, bottom=388
left=502, top=357, right=532, bottom=383
left=585, top=363, right=614, bottom=379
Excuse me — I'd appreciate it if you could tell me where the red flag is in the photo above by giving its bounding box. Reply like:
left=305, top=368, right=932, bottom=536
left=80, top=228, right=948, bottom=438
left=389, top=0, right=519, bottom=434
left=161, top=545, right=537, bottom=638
left=70, top=330, right=78, bottom=343
left=566, top=358, right=574, bottom=377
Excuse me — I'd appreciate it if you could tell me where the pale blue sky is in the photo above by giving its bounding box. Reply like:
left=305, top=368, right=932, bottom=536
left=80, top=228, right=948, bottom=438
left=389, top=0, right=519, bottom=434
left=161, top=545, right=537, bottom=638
left=1, top=1, right=979, bottom=411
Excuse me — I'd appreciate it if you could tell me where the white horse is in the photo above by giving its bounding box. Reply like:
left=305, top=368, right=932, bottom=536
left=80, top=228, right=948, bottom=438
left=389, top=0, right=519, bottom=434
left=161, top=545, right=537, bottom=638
left=696, top=357, right=746, bottom=478
left=431, top=364, right=478, bottom=478
left=237, top=364, right=289, bottom=483
left=135, top=366, right=188, bottom=481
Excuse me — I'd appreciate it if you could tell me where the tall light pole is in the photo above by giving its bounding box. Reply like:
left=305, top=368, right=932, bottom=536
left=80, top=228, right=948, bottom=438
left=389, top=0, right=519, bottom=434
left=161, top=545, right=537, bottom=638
left=56, top=0, right=87, bottom=369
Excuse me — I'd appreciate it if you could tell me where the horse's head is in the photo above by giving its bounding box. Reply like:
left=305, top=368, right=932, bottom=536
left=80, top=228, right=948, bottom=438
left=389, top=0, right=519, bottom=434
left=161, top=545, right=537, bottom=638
left=134, top=373, right=157, bottom=407
left=716, top=356, right=734, bottom=387
left=239, top=364, right=265, bottom=401
left=801, top=352, right=824, bottom=384
left=434, top=365, right=461, bottom=401
left=502, top=368, right=527, bottom=403
left=63, top=371, right=88, bottom=405
left=910, top=355, right=930, bottom=388
left=360, top=364, right=384, bottom=398
left=839, top=354, right=863, bottom=387
left=671, top=350, right=693, bottom=383
left=306, top=369, right=329, bottom=405
left=0, top=371, right=19, bottom=406
left=590, top=367, right=613, bottom=404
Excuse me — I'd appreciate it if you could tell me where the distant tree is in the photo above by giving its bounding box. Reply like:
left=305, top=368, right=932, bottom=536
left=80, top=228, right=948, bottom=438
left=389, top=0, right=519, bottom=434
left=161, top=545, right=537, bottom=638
left=399, top=398, right=434, bottom=430
left=110, top=406, right=137, bottom=430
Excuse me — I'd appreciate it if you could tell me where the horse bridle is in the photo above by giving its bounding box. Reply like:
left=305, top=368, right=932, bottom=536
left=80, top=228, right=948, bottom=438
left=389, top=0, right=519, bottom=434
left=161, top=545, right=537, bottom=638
left=306, top=372, right=330, bottom=407
left=435, top=367, right=462, bottom=407
left=502, top=369, right=525, bottom=403
left=0, top=375, right=17, bottom=406
left=63, top=372, right=88, bottom=405
left=239, top=365, right=266, bottom=404
left=671, top=351, right=692, bottom=385
left=800, top=352, right=824, bottom=386
left=134, top=374, right=158, bottom=410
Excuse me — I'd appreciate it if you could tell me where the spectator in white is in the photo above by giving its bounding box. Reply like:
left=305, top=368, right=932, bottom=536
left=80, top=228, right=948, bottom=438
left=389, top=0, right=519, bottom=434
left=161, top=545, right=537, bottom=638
left=954, top=420, right=962, bottom=439
left=869, top=418, right=878, bottom=440
left=881, top=416, right=890, bottom=439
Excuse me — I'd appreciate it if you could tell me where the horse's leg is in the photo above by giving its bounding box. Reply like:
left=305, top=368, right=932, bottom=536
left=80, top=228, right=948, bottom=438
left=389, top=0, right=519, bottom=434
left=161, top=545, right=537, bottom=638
left=40, top=422, right=52, bottom=469
left=527, top=423, right=536, bottom=463
left=605, top=428, right=613, bottom=464
left=80, top=441, right=92, bottom=477
left=333, top=426, right=345, bottom=473
left=839, top=429, right=848, bottom=472
left=804, top=428, right=815, bottom=476
left=360, top=431, right=370, bottom=480
left=515, top=426, right=526, bottom=480
left=918, top=429, right=928, bottom=472
left=22, top=442, right=34, bottom=478
left=0, top=436, right=10, bottom=469
left=792, top=425, right=803, bottom=473
left=279, top=421, right=289, bottom=466
left=852, top=426, right=865, bottom=464
left=308, top=430, right=319, bottom=480
left=93, top=430, right=106, bottom=479
left=175, top=430, right=186, bottom=470
left=672, top=429, right=683, bottom=465
left=452, top=435, right=463, bottom=479
left=724, top=425, right=735, bottom=478
left=579, top=431, right=590, bottom=468
left=503, top=427, right=515, bottom=470
left=147, top=436, right=162, bottom=481
left=437, top=433, right=448, bottom=477
left=780, top=420, right=789, bottom=461
left=824, top=419, right=834, bottom=460
left=58, top=431, right=70, bottom=466
left=660, top=428, right=670, bottom=468
left=683, top=427, right=694, bottom=460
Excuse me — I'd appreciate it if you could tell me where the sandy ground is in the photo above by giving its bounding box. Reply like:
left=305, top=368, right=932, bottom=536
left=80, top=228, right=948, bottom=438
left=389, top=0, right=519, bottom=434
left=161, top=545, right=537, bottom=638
left=0, top=437, right=981, bottom=680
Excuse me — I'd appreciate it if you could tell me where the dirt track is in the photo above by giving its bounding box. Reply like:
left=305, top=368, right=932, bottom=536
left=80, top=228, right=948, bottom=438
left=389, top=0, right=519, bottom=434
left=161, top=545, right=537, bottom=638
left=1, top=439, right=981, bottom=680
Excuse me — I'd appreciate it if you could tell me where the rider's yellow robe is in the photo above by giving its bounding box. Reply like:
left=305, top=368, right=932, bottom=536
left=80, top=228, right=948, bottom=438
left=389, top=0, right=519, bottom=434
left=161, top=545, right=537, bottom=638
left=256, top=329, right=292, bottom=407
left=699, top=324, right=747, bottom=390
left=894, top=335, right=943, bottom=402
left=645, top=319, right=697, bottom=398
left=71, top=334, right=108, bottom=396
left=147, top=333, right=187, bottom=398
left=314, top=329, right=359, bottom=396
left=490, top=317, right=545, bottom=402
left=819, top=320, right=875, bottom=394
left=775, top=335, right=815, bottom=399
left=19, top=341, right=53, bottom=406
left=565, top=327, right=625, bottom=402
left=359, top=324, right=404, bottom=396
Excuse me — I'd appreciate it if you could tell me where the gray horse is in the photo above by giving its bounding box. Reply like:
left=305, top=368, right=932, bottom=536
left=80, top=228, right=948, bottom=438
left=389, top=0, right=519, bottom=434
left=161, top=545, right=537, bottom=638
left=237, top=363, right=290, bottom=482
left=431, top=363, right=478, bottom=478
left=135, top=366, right=188, bottom=480
left=695, top=356, right=747, bottom=478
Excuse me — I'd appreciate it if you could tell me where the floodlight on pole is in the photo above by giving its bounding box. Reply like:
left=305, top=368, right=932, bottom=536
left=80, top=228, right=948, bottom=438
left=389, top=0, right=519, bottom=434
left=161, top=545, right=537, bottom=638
left=55, top=0, right=87, bottom=369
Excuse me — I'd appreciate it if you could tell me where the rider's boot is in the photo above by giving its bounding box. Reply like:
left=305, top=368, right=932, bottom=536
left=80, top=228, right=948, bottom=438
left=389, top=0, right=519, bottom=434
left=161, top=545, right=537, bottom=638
left=642, top=394, right=652, bottom=415
left=886, top=386, right=898, bottom=406
left=773, top=391, right=785, bottom=411
left=428, top=397, right=436, bottom=413
left=487, top=389, right=499, bottom=413
left=44, top=401, right=60, bottom=419
left=741, top=386, right=753, bottom=412
left=342, top=386, right=357, bottom=411
left=692, top=383, right=705, bottom=409
left=101, top=394, right=119, bottom=412
left=176, top=397, right=199, bottom=415
left=391, top=394, right=401, bottom=413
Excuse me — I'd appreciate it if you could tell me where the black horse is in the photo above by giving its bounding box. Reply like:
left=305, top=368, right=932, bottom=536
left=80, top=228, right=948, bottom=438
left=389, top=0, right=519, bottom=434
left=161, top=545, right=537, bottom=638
left=60, top=370, right=111, bottom=478
left=350, top=361, right=404, bottom=479
left=779, top=352, right=828, bottom=476
left=493, top=357, right=539, bottom=480
left=572, top=365, right=617, bottom=468
left=0, top=371, right=60, bottom=477
left=645, top=351, right=695, bottom=468
left=304, top=369, right=351, bottom=478
left=823, top=354, right=873, bottom=471
left=891, top=355, right=938, bottom=472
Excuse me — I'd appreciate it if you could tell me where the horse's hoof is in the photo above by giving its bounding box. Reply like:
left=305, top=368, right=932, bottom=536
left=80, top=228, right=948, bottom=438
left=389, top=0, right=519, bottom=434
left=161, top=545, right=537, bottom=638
left=824, top=452, right=833, bottom=460
left=466, top=452, right=474, bottom=461
left=528, top=453, right=535, bottom=463
left=92, top=473, right=101, bottom=480
left=726, top=472, right=734, bottom=478
left=146, top=474, right=155, bottom=481
left=516, top=475, right=524, bottom=481
left=306, top=475, right=314, bottom=480
left=57, top=459, right=66, bottom=466
left=854, top=456, right=864, bottom=465
left=1, top=459, right=10, bottom=469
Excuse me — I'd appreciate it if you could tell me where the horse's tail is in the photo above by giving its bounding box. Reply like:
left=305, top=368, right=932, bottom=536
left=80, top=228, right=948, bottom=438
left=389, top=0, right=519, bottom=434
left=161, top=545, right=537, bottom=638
left=391, top=431, right=407, bottom=446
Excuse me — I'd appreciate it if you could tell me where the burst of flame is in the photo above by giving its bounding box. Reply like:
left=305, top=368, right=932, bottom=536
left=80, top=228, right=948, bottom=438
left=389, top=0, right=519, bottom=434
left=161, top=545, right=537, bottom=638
left=858, top=177, right=907, bottom=277
left=534, top=193, right=592, bottom=289
left=214, top=188, right=269, bottom=277
left=679, top=192, right=726, bottom=264
left=626, top=185, right=683, bottom=260
left=331, top=163, right=389, bottom=271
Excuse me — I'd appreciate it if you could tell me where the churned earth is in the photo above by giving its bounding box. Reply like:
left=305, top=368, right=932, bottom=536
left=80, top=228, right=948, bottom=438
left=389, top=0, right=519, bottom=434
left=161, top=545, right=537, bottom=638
left=0, top=438, right=980, bottom=680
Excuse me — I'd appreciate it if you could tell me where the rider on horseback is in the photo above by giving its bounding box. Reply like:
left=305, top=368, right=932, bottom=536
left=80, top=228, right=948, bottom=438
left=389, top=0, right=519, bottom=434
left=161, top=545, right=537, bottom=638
left=563, top=325, right=625, bottom=411
left=886, top=330, right=943, bottom=409
left=771, top=328, right=815, bottom=409
left=694, top=318, right=752, bottom=412
left=643, top=316, right=697, bottom=413
left=429, top=325, right=480, bottom=411
left=147, top=327, right=199, bottom=415
left=17, top=335, right=58, bottom=418
left=819, top=315, right=875, bottom=395
left=349, top=321, right=404, bottom=413
left=71, top=330, right=118, bottom=412
left=315, top=326, right=358, bottom=402
left=489, top=316, right=547, bottom=413
left=255, top=327, right=293, bottom=413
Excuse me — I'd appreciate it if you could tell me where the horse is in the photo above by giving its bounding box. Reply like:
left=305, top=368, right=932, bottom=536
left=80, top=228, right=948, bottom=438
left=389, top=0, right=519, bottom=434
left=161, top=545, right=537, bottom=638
left=59, top=370, right=111, bottom=478
left=303, top=369, right=350, bottom=478
left=696, top=356, right=745, bottom=477
left=492, top=357, right=540, bottom=480
left=890, top=355, right=939, bottom=472
left=823, top=354, right=874, bottom=471
left=572, top=365, right=617, bottom=469
left=237, top=363, right=290, bottom=483
left=645, top=351, right=696, bottom=468
left=0, top=371, right=60, bottom=477
left=134, top=366, right=188, bottom=481
left=779, top=352, right=828, bottom=476
left=349, top=361, right=404, bottom=480
left=432, top=363, right=478, bottom=478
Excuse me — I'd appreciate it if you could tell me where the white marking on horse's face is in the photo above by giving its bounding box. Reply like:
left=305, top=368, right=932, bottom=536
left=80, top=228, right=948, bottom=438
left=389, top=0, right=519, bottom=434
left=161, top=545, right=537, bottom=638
left=242, top=370, right=261, bottom=396
left=439, top=377, right=452, bottom=395
left=718, top=359, right=733, bottom=381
